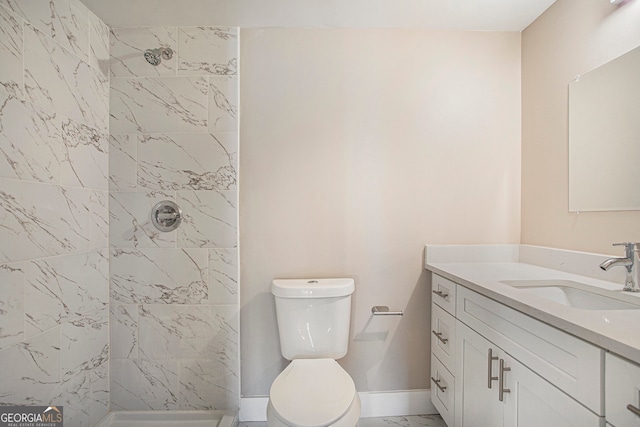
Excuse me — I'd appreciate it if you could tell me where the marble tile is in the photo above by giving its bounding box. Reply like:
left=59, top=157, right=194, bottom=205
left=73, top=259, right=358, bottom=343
left=0, top=180, right=108, bottom=263
left=50, top=0, right=90, bottom=61
left=0, top=0, right=53, bottom=40
left=110, top=358, right=178, bottom=410
left=0, top=262, right=24, bottom=351
left=89, top=12, right=109, bottom=79
left=109, top=134, right=137, bottom=191
left=0, top=327, right=60, bottom=406
left=61, top=187, right=109, bottom=251
left=0, top=93, right=62, bottom=183
left=24, top=249, right=108, bottom=338
left=110, top=27, right=177, bottom=78
left=110, top=302, right=138, bottom=359
left=24, top=24, right=109, bottom=133
left=209, top=76, right=238, bottom=133
left=60, top=308, right=108, bottom=381
left=138, top=133, right=237, bottom=191
left=0, top=5, right=23, bottom=98
left=60, top=118, right=109, bottom=190
left=58, top=307, right=109, bottom=426
left=110, top=191, right=177, bottom=248
left=110, top=76, right=208, bottom=134
left=6, top=0, right=90, bottom=60
left=138, top=305, right=238, bottom=368
left=208, top=249, right=238, bottom=304
left=85, top=362, right=109, bottom=426
left=178, top=359, right=239, bottom=410
left=358, top=415, right=447, bottom=427
left=110, top=248, right=208, bottom=304
left=237, top=417, right=442, bottom=427
left=178, top=27, right=238, bottom=76
left=178, top=190, right=237, bottom=249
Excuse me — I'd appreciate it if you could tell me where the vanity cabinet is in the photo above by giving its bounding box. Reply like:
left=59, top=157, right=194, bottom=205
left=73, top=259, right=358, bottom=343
left=457, top=321, right=601, bottom=427
left=430, top=275, right=457, bottom=427
left=456, top=285, right=603, bottom=413
left=430, top=273, right=604, bottom=427
left=605, top=353, right=640, bottom=427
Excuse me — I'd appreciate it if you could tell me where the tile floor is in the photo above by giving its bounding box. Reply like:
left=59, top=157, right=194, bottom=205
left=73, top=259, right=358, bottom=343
left=239, top=414, right=447, bottom=427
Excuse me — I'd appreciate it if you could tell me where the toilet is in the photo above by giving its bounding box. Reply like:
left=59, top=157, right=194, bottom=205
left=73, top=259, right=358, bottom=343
left=268, top=278, right=361, bottom=427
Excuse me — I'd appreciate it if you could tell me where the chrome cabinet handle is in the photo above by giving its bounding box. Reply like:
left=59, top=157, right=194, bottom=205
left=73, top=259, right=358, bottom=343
left=499, top=359, right=511, bottom=402
left=433, top=290, right=449, bottom=299
left=627, top=404, right=640, bottom=418
left=432, top=330, right=448, bottom=344
left=431, top=376, right=447, bottom=393
left=487, top=348, right=499, bottom=389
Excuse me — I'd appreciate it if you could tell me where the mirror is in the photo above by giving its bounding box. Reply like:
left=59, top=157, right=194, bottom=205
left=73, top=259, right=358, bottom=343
left=568, top=45, right=640, bottom=212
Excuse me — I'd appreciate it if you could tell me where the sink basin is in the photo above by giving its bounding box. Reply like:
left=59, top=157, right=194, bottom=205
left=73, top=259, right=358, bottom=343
left=500, top=280, right=640, bottom=311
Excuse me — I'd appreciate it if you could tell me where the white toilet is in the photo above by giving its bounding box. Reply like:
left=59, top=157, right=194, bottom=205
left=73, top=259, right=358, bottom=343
left=268, top=278, right=361, bottom=427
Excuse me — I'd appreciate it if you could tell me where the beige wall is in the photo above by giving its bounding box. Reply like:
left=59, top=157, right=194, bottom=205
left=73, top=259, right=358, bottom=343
left=522, top=0, right=640, bottom=255
left=240, top=28, right=521, bottom=396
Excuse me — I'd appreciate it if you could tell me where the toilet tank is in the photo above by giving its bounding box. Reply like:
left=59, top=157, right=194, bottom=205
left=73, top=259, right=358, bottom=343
left=271, top=278, right=355, bottom=360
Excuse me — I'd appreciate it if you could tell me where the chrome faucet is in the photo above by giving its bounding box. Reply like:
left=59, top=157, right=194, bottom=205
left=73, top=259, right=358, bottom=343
left=600, top=242, right=640, bottom=292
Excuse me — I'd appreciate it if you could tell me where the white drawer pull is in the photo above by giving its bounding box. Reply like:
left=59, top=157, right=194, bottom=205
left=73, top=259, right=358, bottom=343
left=432, top=330, right=448, bottom=344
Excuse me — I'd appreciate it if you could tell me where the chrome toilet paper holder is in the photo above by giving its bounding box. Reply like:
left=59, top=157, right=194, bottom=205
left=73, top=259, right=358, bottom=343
left=371, top=306, right=404, bottom=316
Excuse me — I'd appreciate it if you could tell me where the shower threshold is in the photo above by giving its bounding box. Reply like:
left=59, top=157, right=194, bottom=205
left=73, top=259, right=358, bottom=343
left=94, top=410, right=237, bottom=427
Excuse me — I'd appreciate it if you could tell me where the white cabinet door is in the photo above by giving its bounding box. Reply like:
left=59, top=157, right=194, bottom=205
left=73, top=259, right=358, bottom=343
left=456, top=285, right=602, bottom=413
left=455, top=322, right=505, bottom=427
left=456, top=321, right=603, bottom=427
left=504, top=352, right=603, bottom=427
left=606, top=353, right=640, bottom=427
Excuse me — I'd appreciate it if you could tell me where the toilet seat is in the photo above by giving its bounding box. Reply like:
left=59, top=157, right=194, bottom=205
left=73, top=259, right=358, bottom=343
left=269, top=359, right=357, bottom=427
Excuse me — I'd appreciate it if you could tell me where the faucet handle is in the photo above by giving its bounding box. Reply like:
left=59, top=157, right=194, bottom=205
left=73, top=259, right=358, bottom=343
left=613, top=243, right=640, bottom=257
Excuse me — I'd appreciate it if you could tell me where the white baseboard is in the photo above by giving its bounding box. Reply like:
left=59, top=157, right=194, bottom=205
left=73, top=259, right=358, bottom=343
left=239, top=396, right=268, bottom=422
left=239, top=389, right=437, bottom=422
left=359, top=389, right=437, bottom=418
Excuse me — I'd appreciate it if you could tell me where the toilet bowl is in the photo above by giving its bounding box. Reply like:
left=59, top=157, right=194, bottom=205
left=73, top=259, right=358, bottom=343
left=268, top=278, right=359, bottom=427
left=267, top=359, right=361, bottom=427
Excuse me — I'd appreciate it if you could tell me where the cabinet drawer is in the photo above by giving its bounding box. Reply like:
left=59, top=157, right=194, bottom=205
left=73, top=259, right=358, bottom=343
left=432, top=302, right=456, bottom=370
left=606, top=353, right=640, bottom=427
left=431, top=353, right=454, bottom=427
left=432, top=274, right=457, bottom=315
left=456, top=285, right=603, bottom=414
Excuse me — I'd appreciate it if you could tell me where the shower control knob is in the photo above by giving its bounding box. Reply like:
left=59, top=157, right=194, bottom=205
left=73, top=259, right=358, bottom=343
left=151, top=200, right=182, bottom=232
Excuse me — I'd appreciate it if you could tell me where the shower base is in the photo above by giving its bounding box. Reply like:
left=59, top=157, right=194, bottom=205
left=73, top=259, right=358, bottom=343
left=94, top=410, right=238, bottom=427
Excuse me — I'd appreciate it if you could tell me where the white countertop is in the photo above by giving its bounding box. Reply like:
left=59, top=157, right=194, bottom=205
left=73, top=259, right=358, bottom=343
left=426, top=260, right=640, bottom=364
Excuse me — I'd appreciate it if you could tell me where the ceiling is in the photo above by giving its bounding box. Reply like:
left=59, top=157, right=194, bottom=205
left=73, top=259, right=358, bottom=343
left=81, top=0, right=558, bottom=31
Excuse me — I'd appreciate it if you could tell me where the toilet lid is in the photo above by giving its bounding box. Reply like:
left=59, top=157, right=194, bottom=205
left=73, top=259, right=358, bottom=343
left=270, top=359, right=356, bottom=427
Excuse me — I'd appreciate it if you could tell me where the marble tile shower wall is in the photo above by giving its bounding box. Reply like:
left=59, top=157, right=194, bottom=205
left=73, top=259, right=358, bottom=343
left=108, top=26, right=239, bottom=411
left=0, top=0, right=110, bottom=425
